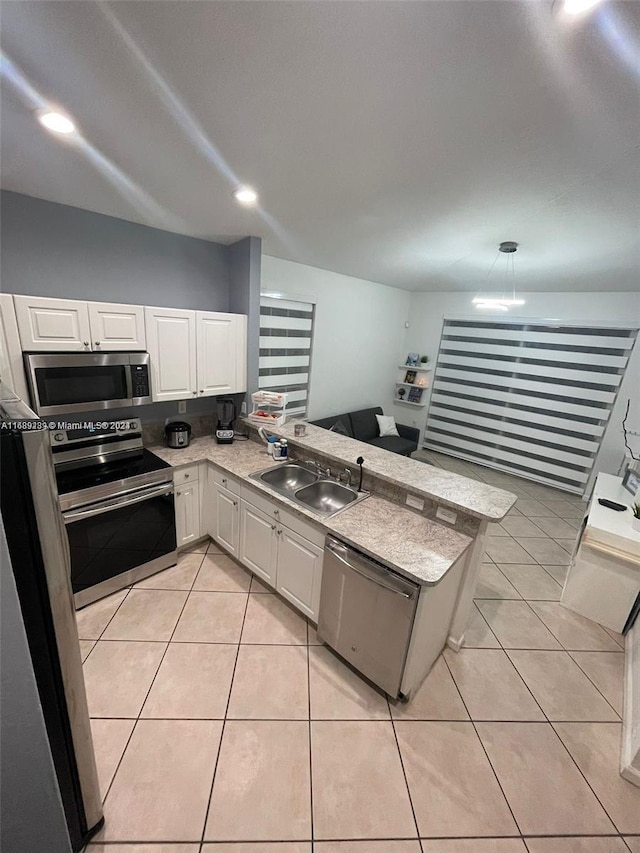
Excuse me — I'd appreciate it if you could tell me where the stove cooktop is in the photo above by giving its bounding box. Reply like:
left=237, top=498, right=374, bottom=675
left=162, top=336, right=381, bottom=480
left=56, top=449, right=172, bottom=500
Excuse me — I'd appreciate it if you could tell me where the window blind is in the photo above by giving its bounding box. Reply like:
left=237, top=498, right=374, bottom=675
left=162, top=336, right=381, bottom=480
left=259, top=295, right=315, bottom=417
left=423, top=317, right=638, bottom=494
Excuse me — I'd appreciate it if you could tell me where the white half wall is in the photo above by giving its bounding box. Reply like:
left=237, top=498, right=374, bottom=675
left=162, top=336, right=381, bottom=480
left=261, top=255, right=410, bottom=420
left=401, top=291, right=640, bottom=485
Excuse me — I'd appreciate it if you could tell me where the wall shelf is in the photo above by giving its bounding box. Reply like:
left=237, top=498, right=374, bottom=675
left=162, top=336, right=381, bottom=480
left=394, top=397, right=426, bottom=407
left=398, top=364, right=431, bottom=371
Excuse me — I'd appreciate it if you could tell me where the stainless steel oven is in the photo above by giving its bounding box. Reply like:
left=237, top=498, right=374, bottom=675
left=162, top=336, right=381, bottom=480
left=25, top=352, right=152, bottom=416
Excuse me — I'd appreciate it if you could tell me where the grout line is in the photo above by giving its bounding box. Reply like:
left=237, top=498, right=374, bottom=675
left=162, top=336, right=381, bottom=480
left=307, top=623, right=314, bottom=849
left=388, top=702, right=427, bottom=849
left=566, top=651, right=624, bottom=721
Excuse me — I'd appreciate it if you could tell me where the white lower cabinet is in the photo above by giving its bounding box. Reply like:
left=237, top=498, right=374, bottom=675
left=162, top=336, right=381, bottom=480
left=240, top=501, right=278, bottom=585
left=214, top=483, right=240, bottom=557
left=175, top=482, right=201, bottom=548
left=276, top=526, right=323, bottom=620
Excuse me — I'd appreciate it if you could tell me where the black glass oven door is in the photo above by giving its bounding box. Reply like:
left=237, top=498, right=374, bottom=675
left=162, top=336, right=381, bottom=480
left=63, top=485, right=176, bottom=598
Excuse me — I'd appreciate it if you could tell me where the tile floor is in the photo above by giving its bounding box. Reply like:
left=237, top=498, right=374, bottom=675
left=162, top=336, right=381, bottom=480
left=80, top=456, right=639, bottom=852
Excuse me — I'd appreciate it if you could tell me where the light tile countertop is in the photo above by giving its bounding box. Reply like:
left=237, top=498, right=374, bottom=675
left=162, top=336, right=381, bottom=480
left=149, top=433, right=495, bottom=586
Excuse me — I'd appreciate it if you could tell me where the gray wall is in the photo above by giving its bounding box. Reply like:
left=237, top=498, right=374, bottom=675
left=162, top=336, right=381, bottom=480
left=0, top=519, right=72, bottom=853
left=0, top=191, right=229, bottom=311
left=229, top=236, right=262, bottom=397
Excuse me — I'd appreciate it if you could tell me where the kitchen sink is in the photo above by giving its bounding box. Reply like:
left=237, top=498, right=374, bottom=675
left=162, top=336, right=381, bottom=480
left=259, top=463, right=318, bottom=491
left=295, top=480, right=359, bottom=515
left=250, top=461, right=369, bottom=518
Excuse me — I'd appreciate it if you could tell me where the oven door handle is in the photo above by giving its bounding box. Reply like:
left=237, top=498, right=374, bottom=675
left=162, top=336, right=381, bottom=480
left=62, top=483, right=174, bottom=524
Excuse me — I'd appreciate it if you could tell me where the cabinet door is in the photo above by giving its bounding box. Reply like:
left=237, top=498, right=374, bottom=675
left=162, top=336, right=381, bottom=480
left=175, top=482, right=201, bottom=548
left=88, top=302, right=146, bottom=351
left=235, top=314, right=247, bottom=393
left=215, top=483, right=239, bottom=556
left=276, top=526, right=324, bottom=620
left=239, top=500, right=277, bottom=586
left=14, top=295, right=91, bottom=352
left=145, top=307, right=197, bottom=402
left=196, top=311, right=238, bottom=397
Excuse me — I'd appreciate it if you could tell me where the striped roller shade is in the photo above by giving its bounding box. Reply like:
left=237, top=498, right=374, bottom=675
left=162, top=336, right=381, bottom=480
left=259, top=295, right=315, bottom=417
left=423, top=317, right=638, bottom=494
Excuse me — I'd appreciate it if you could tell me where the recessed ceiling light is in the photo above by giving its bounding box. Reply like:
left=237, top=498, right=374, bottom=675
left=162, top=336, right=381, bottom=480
left=37, top=110, right=76, bottom=135
left=233, top=186, right=258, bottom=206
left=561, top=0, right=603, bottom=16
left=472, top=298, right=526, bottom=309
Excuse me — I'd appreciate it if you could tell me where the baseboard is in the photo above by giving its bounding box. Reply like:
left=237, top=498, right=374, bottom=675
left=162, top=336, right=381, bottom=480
left=446, top=633, right=464, bottom=652
left=621, top=624, right=640, bottom=787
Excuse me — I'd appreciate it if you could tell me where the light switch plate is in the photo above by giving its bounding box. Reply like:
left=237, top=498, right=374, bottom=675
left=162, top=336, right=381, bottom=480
left=178, top=400, right=187, bottom=414
left=406, top=494, right=424, bottom=511
left=436, top=506, right=457, bottom=525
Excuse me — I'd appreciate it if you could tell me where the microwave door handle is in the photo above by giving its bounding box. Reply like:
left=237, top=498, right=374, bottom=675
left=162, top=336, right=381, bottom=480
left=63, top=484, right=173, bottom=524
left=327, top=543, right=413, bottom=599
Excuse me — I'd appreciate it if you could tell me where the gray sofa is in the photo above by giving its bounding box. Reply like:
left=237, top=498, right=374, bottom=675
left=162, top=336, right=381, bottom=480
left=310, top=406, right=419, bottom=457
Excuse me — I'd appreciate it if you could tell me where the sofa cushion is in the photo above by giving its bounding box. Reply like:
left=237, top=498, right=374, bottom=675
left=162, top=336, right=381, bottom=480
left=330, top=419, right=350, bottom=436
left=310, top=413, right=354, bottom=437
left=349, top=407, right=383, bottom=442
left=368, top=435, right=416, bottom=456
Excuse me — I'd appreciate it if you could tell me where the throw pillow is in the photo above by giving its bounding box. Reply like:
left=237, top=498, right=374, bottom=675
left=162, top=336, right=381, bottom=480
left=330, top=420, right=349, bottom=436
left=376, top=414, right=399, bottom=437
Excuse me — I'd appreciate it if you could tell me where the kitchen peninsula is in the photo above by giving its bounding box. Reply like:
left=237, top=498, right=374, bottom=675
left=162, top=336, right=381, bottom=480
left=152, top=420, right=517, bottom=698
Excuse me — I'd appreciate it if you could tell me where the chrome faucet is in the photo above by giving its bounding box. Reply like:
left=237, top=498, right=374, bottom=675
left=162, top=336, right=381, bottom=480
left=339, top=468, right=353, bottom=487
left=305, top=459, right=332, bottom=479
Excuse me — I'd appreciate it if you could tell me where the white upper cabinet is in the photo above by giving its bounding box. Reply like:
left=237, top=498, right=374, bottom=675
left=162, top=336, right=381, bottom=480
left=87, top=302, right=146, bottom=351
left=196, top=311, right=245, bottom=397
left=15, top=295, right=92, bottom=352
left=145, top=307, right=197, bottom=402
left=0, top=295, right=29, bottom=399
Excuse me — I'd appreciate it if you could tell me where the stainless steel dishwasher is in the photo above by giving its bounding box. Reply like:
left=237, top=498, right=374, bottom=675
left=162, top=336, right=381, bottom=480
left=317, top=536, right=420, bottom=698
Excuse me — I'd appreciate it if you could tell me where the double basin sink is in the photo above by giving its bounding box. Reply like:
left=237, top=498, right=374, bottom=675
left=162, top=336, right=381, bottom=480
left=250, top=462, right=369, bottom=518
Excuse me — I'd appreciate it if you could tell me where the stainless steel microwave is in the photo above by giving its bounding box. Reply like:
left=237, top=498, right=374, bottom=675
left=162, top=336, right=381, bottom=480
left=24, top=352, right=152, bottom=416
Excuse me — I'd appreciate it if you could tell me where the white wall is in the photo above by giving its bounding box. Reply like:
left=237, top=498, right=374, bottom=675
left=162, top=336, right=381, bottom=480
left=261, top=256, right=410, bottom=420
left=401, top=291, right=640, bottom=483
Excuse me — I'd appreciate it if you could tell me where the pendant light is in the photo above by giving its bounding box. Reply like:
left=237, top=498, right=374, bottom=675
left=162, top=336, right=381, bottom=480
left=472, top=241, right=525, bottom=310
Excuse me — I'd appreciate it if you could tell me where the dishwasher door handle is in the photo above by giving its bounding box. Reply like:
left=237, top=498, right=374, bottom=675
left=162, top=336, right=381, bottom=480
left=327, top=543, right=414, bottom=599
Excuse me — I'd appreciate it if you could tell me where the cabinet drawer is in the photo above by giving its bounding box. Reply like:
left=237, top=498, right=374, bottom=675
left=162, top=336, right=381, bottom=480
left=240, top=484, right=325, bottom=548
left=174, top=464, right=199, bottom=486
left=209, top=466, right=242, bottom=496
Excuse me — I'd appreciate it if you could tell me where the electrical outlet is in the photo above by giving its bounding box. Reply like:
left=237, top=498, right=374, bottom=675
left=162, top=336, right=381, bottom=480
left=241, top=401, right=247, bottom=415
left=436, top=506, right=457, bottom=525
left=178, top=400, right=187, bottom=414
left=406, top=494, right=424, bottom=511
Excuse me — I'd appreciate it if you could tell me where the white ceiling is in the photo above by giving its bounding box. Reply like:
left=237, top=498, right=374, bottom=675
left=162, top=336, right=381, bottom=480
left=1, top=1, right=639, bottom=293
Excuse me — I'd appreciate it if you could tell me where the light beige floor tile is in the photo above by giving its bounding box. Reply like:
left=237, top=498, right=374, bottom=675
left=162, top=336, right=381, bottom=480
left=241, top=593, right=307, bottom=645
left=315, top=843, right=421, bottom=852
left=310, top=646, right=390, bottom=720
left=542, top=500, right=586, bottom=519
left=396, top=720, right=517, bottom=837
left=202, top=845, right=311, bottom=853
left=541, top=563, right=568, bottom=585
left=444, top=647, right=544, bottom=721
left=555, top=536, right=578, bottom=553
left=524, top=838, right=629, bottom=853
left=250, top=575, right=272, bottom=593
left=172, top=591, right=247, bottom=643
left=624, top=839, right=640, bottom=853
left=141, top=643, right=237, bottom=719
left=524, top=484, right=573, bottom=501
left=476, top=600, right=561, bottom=649
left=507, top=650, right=619, bottom=721
left=181, top=538, right=210, bottom=554
left=205, top=720, right=311, bottom=841
left=193, top=553, right=252, bottom=592
left=307, top=622, right=322, bottom=644
left=89, top=718, right=135, bottom=799
left=207, top=539, right=225, bottom=554
left=465, top=603, right=501, bottom=648
left=421, top=842, right=527, bottom=853
left=476, top=722, right=615, bottom=834
left=603, top=624, right=626, bottom=648
left=496, top=563, right=562, bottom=600
left=475, top=563, right=522, bottom=600
left=554, top=722, right=640, bottom=833
left=484, top=538, right=537, bottom=564
left=500, top=516, right=547, bottom=537
left=135, top=552, right=203, bottom=590
left=516, top=537, right=571, bottom=565
left=390, top=655, right=468, bottom=721
left=83, top=641, right=166, bottom=718
left=312, top=720, right=416, bottom=839
left=227, top=645, right=309, bottom=719
left=532, top=516, right=579, bottom=538
left=570, top=651, right=624, bottom=716
left=89, top=845, right=200, bottom=852
left=80, top=639, right=96, bottom=662
left=489, top=523, right=511, bottom=537
left=76, top=590, right=129, bottom=640
left=101, top=590, right=188, bottom=641
left=515, top=498, right=557, bottom=517
left=529, top=602, right=621, bottom=651
left=100, top=719, right=222, bottom=841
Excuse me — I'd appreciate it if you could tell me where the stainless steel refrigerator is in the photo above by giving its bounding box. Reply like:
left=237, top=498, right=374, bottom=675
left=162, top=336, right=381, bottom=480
left=0, top=385, right=103, bottom=851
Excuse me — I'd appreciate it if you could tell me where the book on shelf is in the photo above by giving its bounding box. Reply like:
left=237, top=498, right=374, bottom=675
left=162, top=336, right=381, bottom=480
left=404, top=369, right=417, bottom=384
left=407, top=386, right=423, bottom=403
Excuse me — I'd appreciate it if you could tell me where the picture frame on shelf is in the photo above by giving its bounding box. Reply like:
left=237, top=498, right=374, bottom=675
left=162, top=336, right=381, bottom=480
left=404, top=369, right=417, bottom=384
left=405, top=353, right=419, bottom=367
left=622, top=464, right=640, bottom=497
left=408, top=386, right=423, bottom=404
